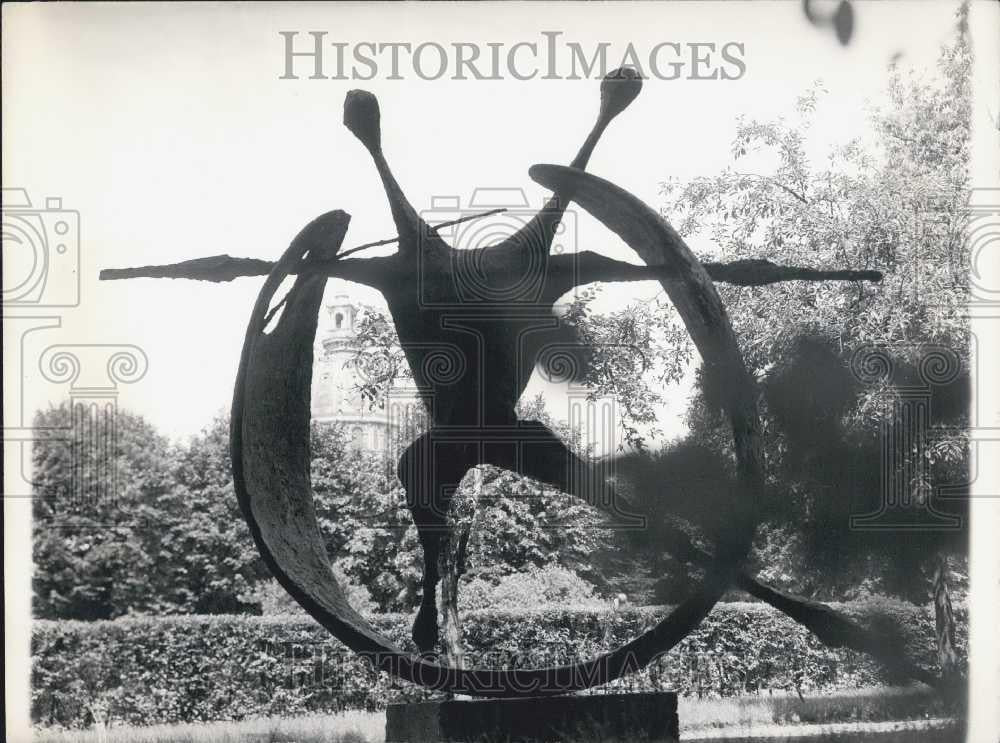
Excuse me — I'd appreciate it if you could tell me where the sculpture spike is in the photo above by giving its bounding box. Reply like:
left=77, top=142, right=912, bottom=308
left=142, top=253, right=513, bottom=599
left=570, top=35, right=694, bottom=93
left=574, top=66, right=643, bottom=169
left=509, top=67, right=643, bottom=262
left=344, top=90, right=429, bottom=252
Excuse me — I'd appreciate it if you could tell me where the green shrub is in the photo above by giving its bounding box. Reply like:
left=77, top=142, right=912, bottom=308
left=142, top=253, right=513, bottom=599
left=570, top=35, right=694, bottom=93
left=459, top=565, right=604, bottom=612
left=243, top=570, right=378, bottom=617
left=32, top=601, right=966, bottom=729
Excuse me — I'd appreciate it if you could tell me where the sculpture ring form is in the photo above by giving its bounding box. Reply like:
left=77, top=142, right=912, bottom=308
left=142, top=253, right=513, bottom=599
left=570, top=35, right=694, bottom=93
left=229, top=168, right=764, bottom=697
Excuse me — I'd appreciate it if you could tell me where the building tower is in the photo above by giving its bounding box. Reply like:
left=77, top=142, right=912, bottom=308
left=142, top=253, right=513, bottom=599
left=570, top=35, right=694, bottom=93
left=311, top=293, right=391, bottom=451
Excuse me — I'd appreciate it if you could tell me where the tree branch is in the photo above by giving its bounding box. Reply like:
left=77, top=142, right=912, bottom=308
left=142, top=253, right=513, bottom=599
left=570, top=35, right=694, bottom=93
left=732, top=172, right=809, bottom=204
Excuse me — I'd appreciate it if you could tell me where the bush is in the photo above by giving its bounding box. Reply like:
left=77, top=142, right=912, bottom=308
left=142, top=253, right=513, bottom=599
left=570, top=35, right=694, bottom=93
left=459, top=565, right=604, bottom=612
left=243, top=569, right=378, bottom=617
left=31, top=600, right=966, bottom=729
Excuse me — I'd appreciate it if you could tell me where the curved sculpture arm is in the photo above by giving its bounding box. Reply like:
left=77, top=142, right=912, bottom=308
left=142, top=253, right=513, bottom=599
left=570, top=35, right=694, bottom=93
left=229, top=185, right=762, bottom=695
left=530, top=163, right=763, bottom=532
left=530, top=162, right=764, bottom=663
left=229, top=204, right=758, bottom=696
left=532, top=165, right=941, bottom=689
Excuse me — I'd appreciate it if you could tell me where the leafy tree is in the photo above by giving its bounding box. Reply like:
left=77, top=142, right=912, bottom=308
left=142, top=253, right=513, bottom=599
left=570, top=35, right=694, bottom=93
left=536, top=289, right=692, bottom=450
left=167, top=414, right=266, bottom=614
left=165, top=414, right=425, bottom=615
left=461, top=395, right=611, bottom=585
left=244, top=568, right=377, bottom=616
left=663, top=7, right=970, bottom=358
left=31, top=399, right=615, bottom=619
left=32, top=403, right=180, bottom=619
left=307, top=421, right=418, bottom=611
left=666, top=337, right=969, bottom=602
left=459, top=564, right=603, bottom=612
left=653, top=14, right=971, bottom=632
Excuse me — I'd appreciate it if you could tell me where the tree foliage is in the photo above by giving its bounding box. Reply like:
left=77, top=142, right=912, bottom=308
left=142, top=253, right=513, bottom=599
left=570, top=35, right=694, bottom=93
left=31, top=400, right=612, bottom=618
left=650, top=24, right=973, bottom=602
left=32, top=18, right=974, bottom=620
left=32, top=403, right=181, bottom=620
left=660, top=28, right=970, bottom=370
left=32, top=405, right=265, bottom=619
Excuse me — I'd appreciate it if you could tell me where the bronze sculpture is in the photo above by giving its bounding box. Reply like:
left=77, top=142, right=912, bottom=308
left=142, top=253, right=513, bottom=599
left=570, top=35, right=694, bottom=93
left=103, top=70, right=942, bottom=696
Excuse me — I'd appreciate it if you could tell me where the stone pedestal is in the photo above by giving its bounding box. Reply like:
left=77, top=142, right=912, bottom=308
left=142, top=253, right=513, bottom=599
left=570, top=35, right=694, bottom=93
left=385, top=692, right=678, bottom=742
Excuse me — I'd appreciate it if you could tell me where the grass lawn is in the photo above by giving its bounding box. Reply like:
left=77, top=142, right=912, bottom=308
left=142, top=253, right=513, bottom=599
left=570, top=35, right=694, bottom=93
left=31, top=710, right=383, bottom=743
left=678, top=684, right=956, bottom=730
left=31, top=686, right=962, bottom=742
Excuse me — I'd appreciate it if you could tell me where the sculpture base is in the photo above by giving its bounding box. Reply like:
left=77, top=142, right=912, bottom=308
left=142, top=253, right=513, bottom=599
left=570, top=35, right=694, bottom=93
left=385, top=691, right=679, bottom=742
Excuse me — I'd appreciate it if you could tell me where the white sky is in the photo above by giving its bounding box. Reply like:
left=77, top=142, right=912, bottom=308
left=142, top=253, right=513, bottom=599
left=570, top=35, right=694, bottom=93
left=2, top=1, right=966, bottom=450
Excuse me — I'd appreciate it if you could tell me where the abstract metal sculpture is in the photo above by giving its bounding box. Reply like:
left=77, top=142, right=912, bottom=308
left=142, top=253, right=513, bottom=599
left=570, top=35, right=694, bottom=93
left=103, top=70, right=939, bottom=696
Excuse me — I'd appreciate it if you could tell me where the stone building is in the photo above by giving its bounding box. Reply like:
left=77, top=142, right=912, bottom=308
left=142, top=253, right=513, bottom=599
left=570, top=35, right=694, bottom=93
left=310, top=293, right=422, bottom=454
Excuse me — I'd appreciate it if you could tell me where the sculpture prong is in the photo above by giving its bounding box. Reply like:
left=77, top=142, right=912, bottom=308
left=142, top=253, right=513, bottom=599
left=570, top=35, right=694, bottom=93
left=571, top=66, right=643, bottom=170
left=509, top=67, right=643, bottom=262
left=344, top=89, right=430, bottom=252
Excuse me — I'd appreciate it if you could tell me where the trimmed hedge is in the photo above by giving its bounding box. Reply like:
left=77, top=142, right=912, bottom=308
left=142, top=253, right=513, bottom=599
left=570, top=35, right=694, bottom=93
left=32, top=600, right=966, bottom=729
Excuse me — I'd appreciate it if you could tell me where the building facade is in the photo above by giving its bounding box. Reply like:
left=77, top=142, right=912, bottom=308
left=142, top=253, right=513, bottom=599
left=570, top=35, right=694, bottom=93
left=310, top=293, right=422, bottom=454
